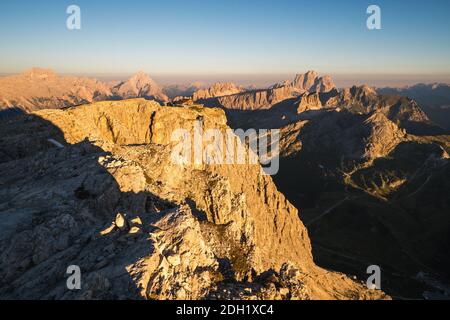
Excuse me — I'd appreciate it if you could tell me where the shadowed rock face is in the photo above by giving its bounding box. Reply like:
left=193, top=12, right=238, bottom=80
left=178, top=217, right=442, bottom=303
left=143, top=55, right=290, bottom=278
left=214, top=85, right=295, bottom=110
left=0, top=99, right=387, bottom=300
left=378, top=83, right=450, bottom=130
left=226, top=87, right=450, bottom=298
left=296, top=93, right=323, bottom=114
left=336, top=85, right=447, bottom=136
left=195, top=76, right=445, bottom=137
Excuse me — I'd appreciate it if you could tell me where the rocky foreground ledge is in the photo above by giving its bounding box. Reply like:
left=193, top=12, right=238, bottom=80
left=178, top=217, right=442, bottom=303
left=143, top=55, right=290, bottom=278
left=0, top=99, right=388, bottom=300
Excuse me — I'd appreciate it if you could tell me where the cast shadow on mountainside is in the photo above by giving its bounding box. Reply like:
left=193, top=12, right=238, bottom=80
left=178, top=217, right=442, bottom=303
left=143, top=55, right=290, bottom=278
left=0, top=114, right=195, bottom=299
left=224, top=98, right=307, bottom=130
left=274, top=143, right=450, bottom=299
left=0, top=107, right=25, bottom=120
left=387, top=100, right=449, bottom=136
left=378, top=84, right=450, bottom=131
left=226, top=105, right=450, bottom=299
left=0, top=111, right=331, bottom=300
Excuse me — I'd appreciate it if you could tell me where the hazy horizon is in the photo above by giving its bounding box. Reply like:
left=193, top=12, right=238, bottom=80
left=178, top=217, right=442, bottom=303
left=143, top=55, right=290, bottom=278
left=2, top=69, right=450, bottom=88
left=1, top=0, right=450, bottom=84
left=105, top=72, right=450, bottom=88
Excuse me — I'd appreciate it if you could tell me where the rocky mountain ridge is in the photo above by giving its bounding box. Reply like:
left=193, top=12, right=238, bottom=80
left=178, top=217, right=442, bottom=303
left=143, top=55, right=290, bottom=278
left=1, top=68, right=449, bottom=299
left=193, top=71, right=337, bottom=110
left=0, top=69, right=169, bottom=114
left=189, top=71, right=446, bottom=137
left=378, top=83, right=450, bottom=130
left=192, top=82, right=244, bottom=101
left=225, top=86, right=450, bottom=298
left=0, top=68, right=114, bottom=113
left=0, top=99, right=386, bottom=300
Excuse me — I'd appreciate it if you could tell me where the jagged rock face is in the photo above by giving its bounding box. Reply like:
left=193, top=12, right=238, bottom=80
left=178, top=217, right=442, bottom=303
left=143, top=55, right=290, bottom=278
left=281, top=110, right=408, bottom=163
left=293, top=71, right=336, bottom=94
left=214, top=85, right=295, bottom=110
left=0, top=99, right=387, bottom=300
left=293, top=71, right=319, bottom=92
left=225, top=89, right=449, bottom=298
left=223, top=82, right=449, bottom=298
left=295, top=93, right=323, bottom=114
left=198, top=71, right=336, bottom=110
left=338, top=85, right=409, bottom=118
left=316, top=75, right=336, bottom=93
left=112, top=71, right=168, bottom=102
left=387, top=99, right=430, bottom=126
left=334, top=85, right=444, bottom=135
left=361, top=112, right=407, bottom=160
left=378, top=83, right=450, bottom=130
left=193, top=82, right=244, bottom=101
left=209, top=80, right=439, bottom=136
left=337, top=85, right=392, bottom=116
left=341, top=85, right=378, bottom=104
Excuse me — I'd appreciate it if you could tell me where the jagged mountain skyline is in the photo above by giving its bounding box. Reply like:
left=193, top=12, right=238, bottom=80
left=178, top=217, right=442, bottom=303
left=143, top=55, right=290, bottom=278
left=2, top=67, right=450, bottom=130
left=2, top=1, right=450, bottom=77
left=2, top=69, right=450, bottom=89
left=2, top=0, right=450, bottom=304
left=1, top=70, right=449, bottom=300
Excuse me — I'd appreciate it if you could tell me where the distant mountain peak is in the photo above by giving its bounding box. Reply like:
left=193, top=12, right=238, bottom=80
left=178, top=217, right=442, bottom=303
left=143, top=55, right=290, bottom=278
left=293, top=71, right=336, bottom=93
left=0, top=68, right=171, bottom=112
left=130, top=70, right=152, bottom=80
left=126, top=71, right=156, bottom=86
left=349, top=84, right=377, bottom=95
left=113, top=71, right=168, bottom=102
left=23, top=67, right=57, bottom=79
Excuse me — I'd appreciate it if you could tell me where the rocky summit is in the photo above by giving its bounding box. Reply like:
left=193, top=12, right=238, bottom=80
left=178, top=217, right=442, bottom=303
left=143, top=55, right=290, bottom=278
left=1, top=68, right=448, bottom=301
left=0, top=99, right=387, bottom=300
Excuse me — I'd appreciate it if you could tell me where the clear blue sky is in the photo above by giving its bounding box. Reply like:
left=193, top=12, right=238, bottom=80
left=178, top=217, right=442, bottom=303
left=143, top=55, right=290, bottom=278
left=0, top=0, right=449, bottom=78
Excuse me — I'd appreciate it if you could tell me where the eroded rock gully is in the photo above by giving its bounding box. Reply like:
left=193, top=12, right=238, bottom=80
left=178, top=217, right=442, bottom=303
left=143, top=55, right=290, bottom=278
left=0, top=99, right=388, bottom=300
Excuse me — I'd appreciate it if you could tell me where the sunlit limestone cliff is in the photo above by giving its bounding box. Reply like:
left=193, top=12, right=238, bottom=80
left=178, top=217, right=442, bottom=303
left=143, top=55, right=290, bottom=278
left=0, top=99, right=387, bottom=300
